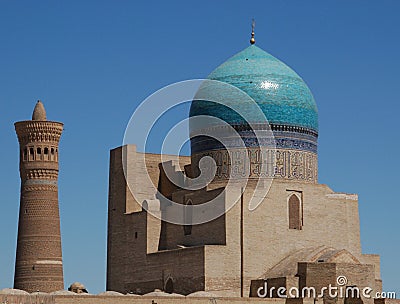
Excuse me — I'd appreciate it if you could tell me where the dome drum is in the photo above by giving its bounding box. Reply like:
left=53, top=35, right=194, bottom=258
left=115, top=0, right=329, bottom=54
left=189, top=44, right=319, bottom=183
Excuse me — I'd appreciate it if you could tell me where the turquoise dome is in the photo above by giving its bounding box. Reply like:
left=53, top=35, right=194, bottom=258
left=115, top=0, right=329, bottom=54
left=190, top=45, right=318, bottom=132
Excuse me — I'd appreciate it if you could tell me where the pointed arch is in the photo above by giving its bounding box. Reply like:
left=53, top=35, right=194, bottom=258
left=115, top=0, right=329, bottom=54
left=288, top=194, right=302, bottom=230
left=165, top=277, right=174, bottom=294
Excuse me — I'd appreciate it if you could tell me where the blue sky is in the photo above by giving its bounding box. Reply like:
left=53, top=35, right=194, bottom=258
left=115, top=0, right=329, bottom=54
left=0, top=0, right=399, bottom=295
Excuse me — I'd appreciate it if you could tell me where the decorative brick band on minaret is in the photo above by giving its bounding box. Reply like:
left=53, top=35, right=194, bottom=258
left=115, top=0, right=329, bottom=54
left=14, top=101, right=64, bottom=292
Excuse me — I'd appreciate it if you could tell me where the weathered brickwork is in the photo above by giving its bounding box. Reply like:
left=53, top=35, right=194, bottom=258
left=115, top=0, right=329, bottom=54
left=107, top=145, right=382, bottom=299
left=0, top=294, right=314, bottom=304
left=14, top=101, right=64, bottom=293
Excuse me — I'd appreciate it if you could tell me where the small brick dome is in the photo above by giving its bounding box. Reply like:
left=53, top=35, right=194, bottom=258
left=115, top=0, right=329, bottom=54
left=32, top=100, right=47, bottom=121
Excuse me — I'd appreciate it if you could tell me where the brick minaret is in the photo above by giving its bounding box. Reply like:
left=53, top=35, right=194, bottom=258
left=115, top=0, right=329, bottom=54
left=14, top=101, right=64, bottom=292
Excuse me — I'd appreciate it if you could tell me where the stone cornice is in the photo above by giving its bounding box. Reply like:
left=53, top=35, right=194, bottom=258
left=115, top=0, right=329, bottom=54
left=15, top=120, right=63, bottom=144
left=190, top=123, right=318, bottom=138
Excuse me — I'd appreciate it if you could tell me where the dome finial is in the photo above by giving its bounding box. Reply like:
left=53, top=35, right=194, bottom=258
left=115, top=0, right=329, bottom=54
left=32, top=100, right=47, bottom=121
left=250, top=19, right=256, bottom=45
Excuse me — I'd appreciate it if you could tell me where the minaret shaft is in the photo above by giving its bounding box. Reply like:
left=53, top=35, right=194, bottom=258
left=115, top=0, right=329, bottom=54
left=14, top=101, right=64, bottom=293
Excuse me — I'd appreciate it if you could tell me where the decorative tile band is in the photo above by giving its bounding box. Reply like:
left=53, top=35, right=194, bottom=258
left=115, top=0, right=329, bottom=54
left=191, top=128, right=318, bottom=154
left=192, top=147, right=318, bottom=183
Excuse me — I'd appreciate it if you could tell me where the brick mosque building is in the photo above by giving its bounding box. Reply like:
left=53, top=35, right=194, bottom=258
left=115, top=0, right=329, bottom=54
left=106, top=33, right=383, bottom=302
left=9, top=32, right=387, bottom=304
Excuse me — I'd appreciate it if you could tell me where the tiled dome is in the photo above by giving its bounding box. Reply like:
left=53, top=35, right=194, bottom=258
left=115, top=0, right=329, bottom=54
left=189, top=45, right=318, bottom=132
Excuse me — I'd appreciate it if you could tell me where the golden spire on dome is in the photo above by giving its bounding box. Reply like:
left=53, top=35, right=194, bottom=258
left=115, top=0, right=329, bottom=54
left=32, top=100, right=47, bottom=121
left=250, top=19, right=256, bottom=45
